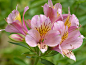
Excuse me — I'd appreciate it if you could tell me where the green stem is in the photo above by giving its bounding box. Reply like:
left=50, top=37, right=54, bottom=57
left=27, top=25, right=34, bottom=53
left=34, top=57, right=39, bottom=65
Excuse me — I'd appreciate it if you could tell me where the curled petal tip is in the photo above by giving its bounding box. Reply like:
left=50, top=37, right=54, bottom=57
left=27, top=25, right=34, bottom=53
left=70, top=54, right=76, bottom=61
left=24, top=6, right=29, bottom=15
left=48, top=0, right=53, bottom=7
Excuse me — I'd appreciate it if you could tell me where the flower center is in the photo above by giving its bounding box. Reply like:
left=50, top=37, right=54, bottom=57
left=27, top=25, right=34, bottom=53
left=35, top=22, right=51, bottom=41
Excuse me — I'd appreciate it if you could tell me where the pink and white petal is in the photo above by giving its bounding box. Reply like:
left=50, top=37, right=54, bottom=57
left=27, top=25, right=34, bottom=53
left=31, top=15, right=51, bottom=28
left=12, top=21, right=26, bottom=35
left=27, top=29, right=40, bottom=42
left=43, top=4, right=57, bottom=23
left=40, top=14, right=51, bottom=24
left=25, top=19, right=31, bottom=29
left=53, top=21, right=68, bottom=37
left=56, top=14, right=68, bottom=21
left=5, top=25, right=21, bottom=33
left=23, top=6, right=29, bottom=31
left=48, top=0, right=53, bottom=7
left=54, top=3, right=62, bottom=10
left=5, top=20, right=25, bottom=35
left=44, top=30, right=61, bottom=47
left=25, top=35, right=37, bottom=47
left=53, top=21, right=65, bottom=35
left=70, top=14, right=79, bottom=28
left=54, top=3, right=62, bottom=18
left=62, top=49, right=76, bottom=61
left=38, top=43, right=47, bottom=53
left=68, top=26, right=77, bottom=33
left=61, top=29, right=83, bottom=49
left=31, top=15, right=41, bottom=28
left=62, top=29, right=80, bottom=45
left=62, top=34, right=84, bottom=50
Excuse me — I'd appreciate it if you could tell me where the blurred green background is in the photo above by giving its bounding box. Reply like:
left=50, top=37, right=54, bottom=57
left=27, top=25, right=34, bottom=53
left=0, top=0, right=86, bottom=65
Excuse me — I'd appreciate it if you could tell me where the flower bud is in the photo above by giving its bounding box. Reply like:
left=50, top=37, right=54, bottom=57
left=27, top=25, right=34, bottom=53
left=9, top=34, right=24, bottom=42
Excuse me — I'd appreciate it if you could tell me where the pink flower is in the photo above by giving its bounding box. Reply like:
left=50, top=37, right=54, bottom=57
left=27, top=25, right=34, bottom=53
left=53, top=21, right=84, bottom=61
left=43, top=0, right=62, bottom=23
left=5, top=6, right=29, bottom=35
left=25, top=15, right=61, bottom=53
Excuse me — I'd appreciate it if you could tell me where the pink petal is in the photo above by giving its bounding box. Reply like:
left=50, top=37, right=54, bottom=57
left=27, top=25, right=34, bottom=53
left=25, top=35, right=37, bottom=47
left=54, top=3, right=62, bottom=19
left=5, top=20, right=25, bottom=35
left=53, top=21, right=65, bottom=35
left=56, top=14, right=68, bottom=21
left=25, top=29, right=40, bottom=47
left=43, top=4, right=57, bottom=23
left=23, top=6, right=29, bottom=31
left=25, top=19, right=31, bottom=28
left=70, top=14, right=79, bottom=28
left=68, top=26, right=77, bottom=33
left=48, top=0, right=53, bottom=7
left=31, top=15, right=51, bottom=28
left=61, top=29, right=83, bottom=49
left=54, top=3, right=62, bottom=11
left=44, top=30, right=61, bottom=47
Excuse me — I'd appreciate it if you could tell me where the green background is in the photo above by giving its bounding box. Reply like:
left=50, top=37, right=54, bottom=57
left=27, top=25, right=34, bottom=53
left=0, top=0, right=86, bottom=65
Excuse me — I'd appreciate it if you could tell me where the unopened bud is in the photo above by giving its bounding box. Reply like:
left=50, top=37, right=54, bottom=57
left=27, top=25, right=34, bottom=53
left=9, top=34, right=24, bottom=42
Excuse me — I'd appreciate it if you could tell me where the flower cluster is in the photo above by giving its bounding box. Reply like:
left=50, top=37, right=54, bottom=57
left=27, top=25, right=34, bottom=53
left=3, top=0, right=84, bottom=61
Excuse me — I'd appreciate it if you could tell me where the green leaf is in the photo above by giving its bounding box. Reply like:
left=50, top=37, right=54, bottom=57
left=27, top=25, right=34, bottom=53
left=9, top=42, right=30, bottom=50
left=69, top=58, right=86, bottom=65
left=41, top=58, right=54, bottom=65
left=22, top=52, right=38, bottom=58
left=14, top=58, right=28, bottom=65
left=22, top=52, right=36, bottom=56
left=43, top=50, right=59, bottom=57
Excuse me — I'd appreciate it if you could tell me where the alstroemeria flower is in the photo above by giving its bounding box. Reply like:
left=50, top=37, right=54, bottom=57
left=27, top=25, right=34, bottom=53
left=53, top=21, right=84, bottom=61
left=25, top=15, right=61, bottom=53
left=5, top=6, right=29, bottom=35
left=43, top=0, right=62, bottom=23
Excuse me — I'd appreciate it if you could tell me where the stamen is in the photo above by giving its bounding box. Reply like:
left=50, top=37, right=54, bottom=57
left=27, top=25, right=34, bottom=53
left=35, top=22, right=51, bottom=37
left=60, top=31, right=68, bottom=44
left=64, top=7, right=71, bottom=28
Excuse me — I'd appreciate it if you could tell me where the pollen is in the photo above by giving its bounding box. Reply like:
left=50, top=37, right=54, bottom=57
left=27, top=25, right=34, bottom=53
left=35, top=22, right=51, bottom=37
left=60, top=31, right=68, bottom=44
left=64, top=15, right=71, bottom=28
left=15, top=13, right=21, bottom=23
